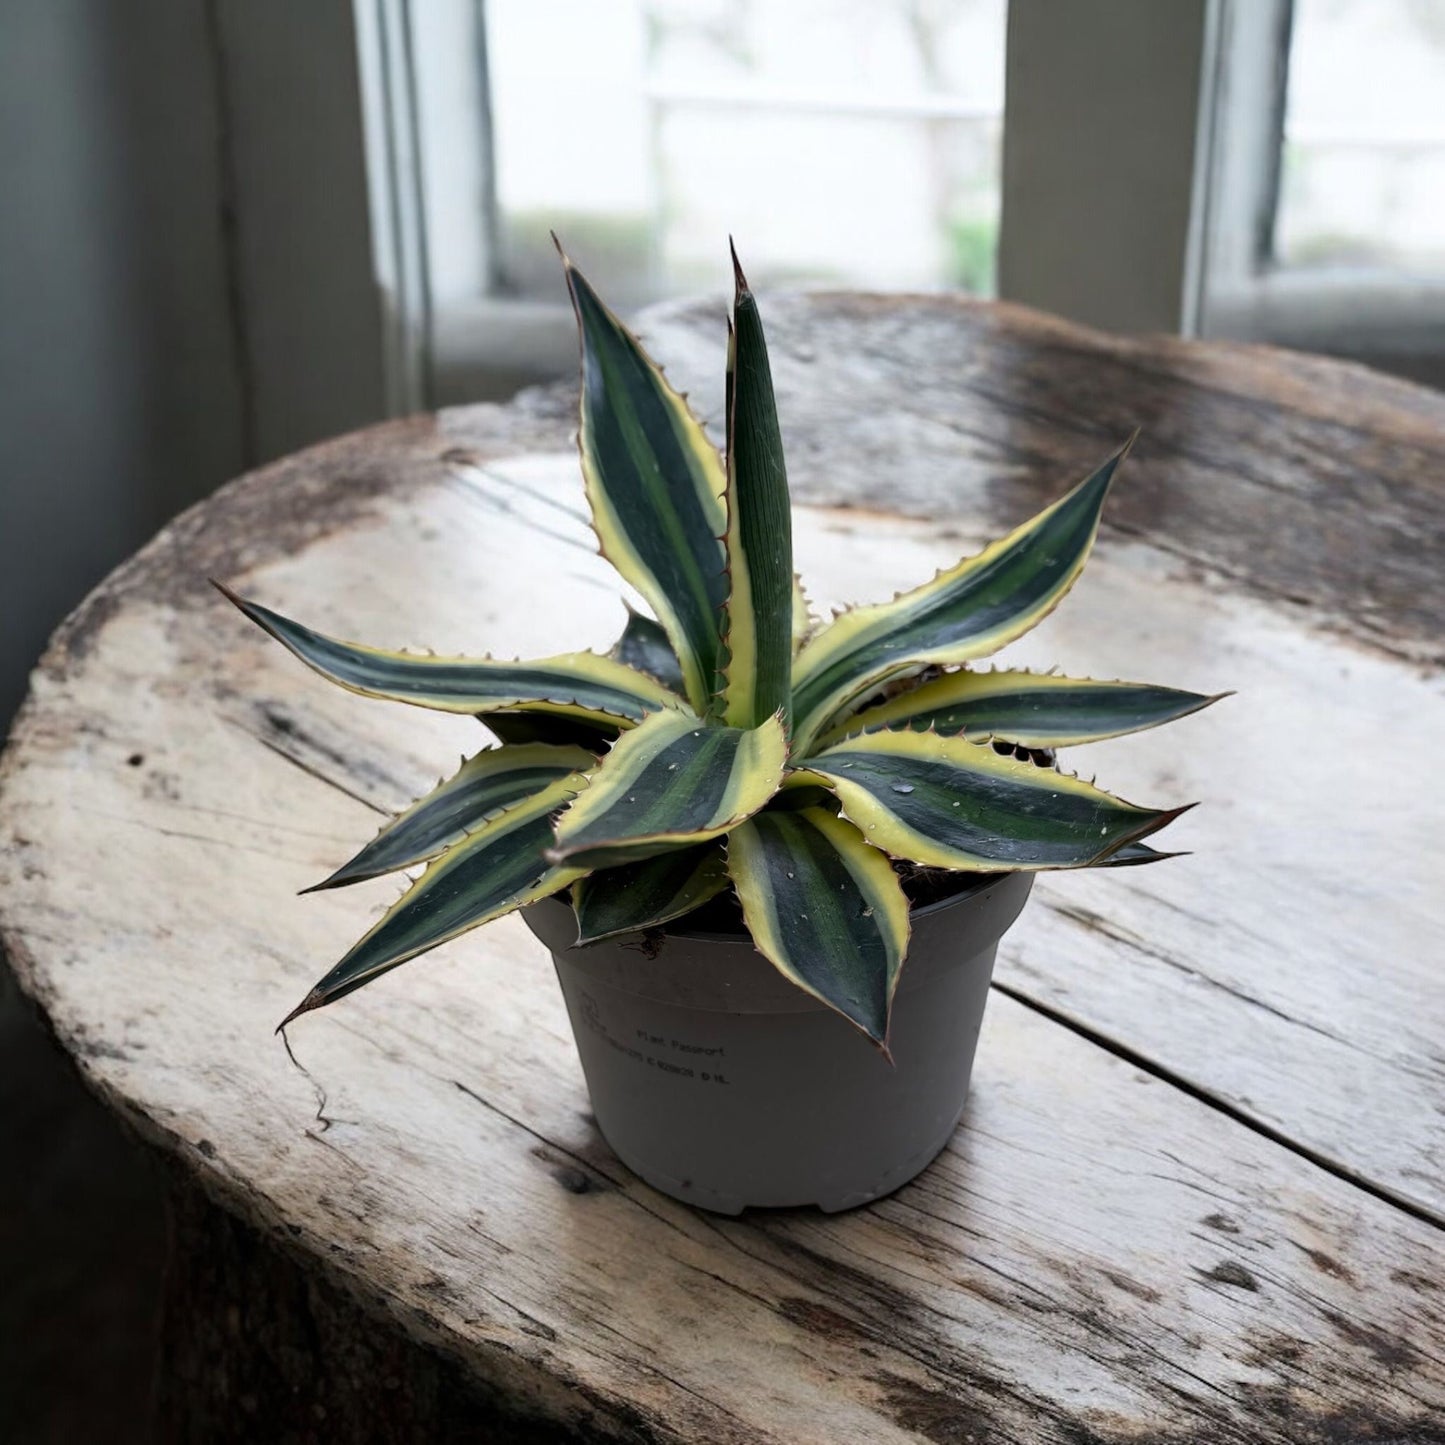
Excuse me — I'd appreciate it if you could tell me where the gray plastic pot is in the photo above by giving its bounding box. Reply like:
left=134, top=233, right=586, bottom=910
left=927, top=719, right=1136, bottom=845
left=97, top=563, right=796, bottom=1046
left=522, top=871, right=1034, bottom=1215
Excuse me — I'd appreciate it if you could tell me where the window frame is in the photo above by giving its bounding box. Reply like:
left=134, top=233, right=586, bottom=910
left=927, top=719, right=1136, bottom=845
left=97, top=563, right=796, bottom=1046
left=1194, top=0, right=1445, bottom=385
left=997, top=0, right=1219, bottom=336
left=360, top=0, right=1445, bottom=414
left=400, top=0, right=577, bottom=403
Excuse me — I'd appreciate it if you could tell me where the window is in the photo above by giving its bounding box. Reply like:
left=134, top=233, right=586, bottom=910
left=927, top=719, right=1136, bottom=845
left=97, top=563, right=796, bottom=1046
left=1197, top=0, right=1445, bottom=387
left=1277, top=0, right=1445, bottom=276
left=485, top=0, right=1006, bottom=307
left=362, top=0, right=1445, bottom=412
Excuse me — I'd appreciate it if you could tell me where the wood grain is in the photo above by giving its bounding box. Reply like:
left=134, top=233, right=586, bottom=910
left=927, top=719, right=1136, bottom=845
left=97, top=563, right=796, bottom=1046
left=3, top=294, right=1443, bottom=1439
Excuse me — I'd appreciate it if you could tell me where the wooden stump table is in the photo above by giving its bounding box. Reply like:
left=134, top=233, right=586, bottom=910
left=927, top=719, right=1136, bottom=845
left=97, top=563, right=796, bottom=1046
left=3, top=293, right=1443, bottom=1443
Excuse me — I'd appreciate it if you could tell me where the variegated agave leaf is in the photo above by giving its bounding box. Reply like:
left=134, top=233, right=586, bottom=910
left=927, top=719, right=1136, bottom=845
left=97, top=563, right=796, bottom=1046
left=219, top=585, right=681, bottom=727
left=611, top=606, right=686, bottom=695
left=715, top=246, right=794, bottom=731
left=548, top=708, right=787, bottom=868
left=572, top=842, right=730, bottom=945
left=728, top=805, right=909, bottom=1047
left=560, top=242, right=728, bottom=714
left=790, top=441, right=1132, bottom=751
left=305, top=743, right=595, bottom=892
left=282, top=774, right=587, bottom=1024
left=793, top=726, right=1191, bottom=872
left=1098, top=841, right=1188, bottom=867
left=818, top=667, right=1227, bottom=748
left=482, top=711, right=620, bottom=751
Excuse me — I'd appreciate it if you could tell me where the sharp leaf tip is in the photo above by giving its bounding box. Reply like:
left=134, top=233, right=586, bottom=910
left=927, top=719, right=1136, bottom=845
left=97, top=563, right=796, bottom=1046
left=1161, top=801, right=1200, bottom=825
left=729, top=237, right=749, bottom=297
left=277, top=991, right=322, bottom=1032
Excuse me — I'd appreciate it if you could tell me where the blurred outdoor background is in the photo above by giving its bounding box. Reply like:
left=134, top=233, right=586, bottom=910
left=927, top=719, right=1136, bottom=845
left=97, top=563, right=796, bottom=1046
left=484, top=0, right=1445, bottom=301
left=2, top=1, right=1443, bottom=1439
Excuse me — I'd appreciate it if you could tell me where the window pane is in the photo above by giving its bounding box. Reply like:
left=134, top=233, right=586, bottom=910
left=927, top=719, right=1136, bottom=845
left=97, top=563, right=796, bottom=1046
left=1277, top=0, right=1445, bottom=273
left=485, top=0, right=1005, bottom=306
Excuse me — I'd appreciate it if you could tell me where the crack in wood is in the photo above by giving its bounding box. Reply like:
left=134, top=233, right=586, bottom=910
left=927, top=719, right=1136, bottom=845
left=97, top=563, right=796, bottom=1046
left=1040, top=899, right=1355, bottom=1050
left=224, top=713, right=390, bottom=815
left=990, top=979, right=1445, bottom=1236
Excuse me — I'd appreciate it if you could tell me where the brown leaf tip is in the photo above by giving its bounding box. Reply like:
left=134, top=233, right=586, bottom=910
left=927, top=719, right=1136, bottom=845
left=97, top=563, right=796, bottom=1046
left=729, top=237, right=750, bottom=299
left=297, top=873, right=345, bottom=896
left=276, top=989, right=324, bottom=1032
left=210, top=577, right=246, bottom=610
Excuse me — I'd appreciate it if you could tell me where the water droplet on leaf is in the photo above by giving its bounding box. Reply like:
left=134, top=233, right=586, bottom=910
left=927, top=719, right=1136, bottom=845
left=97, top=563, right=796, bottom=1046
left=891, top=783, right=915, bottom=794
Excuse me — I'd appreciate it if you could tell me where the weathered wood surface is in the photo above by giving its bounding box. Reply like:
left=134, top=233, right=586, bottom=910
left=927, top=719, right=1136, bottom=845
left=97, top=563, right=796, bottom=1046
left=2, top=293, right=1443, bottom=1440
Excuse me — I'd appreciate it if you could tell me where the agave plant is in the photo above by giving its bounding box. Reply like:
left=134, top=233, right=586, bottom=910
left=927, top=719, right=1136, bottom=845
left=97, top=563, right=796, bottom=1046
left=223, top=241, right=1220, bottom=1047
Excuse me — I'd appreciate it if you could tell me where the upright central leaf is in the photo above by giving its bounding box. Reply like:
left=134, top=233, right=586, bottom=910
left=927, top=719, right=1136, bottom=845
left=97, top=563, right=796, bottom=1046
left=561, top=245, right=728, bottom=713
left=717, top=247, right=794, bottom=730
left=548, top=709, right=787, bottom=868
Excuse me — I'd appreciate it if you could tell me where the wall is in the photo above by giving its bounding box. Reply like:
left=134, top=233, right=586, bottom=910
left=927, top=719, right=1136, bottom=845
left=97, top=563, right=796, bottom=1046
left=0, top=0, right=251, bottom=726
left=0, top=6, right=247, bottom=1436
